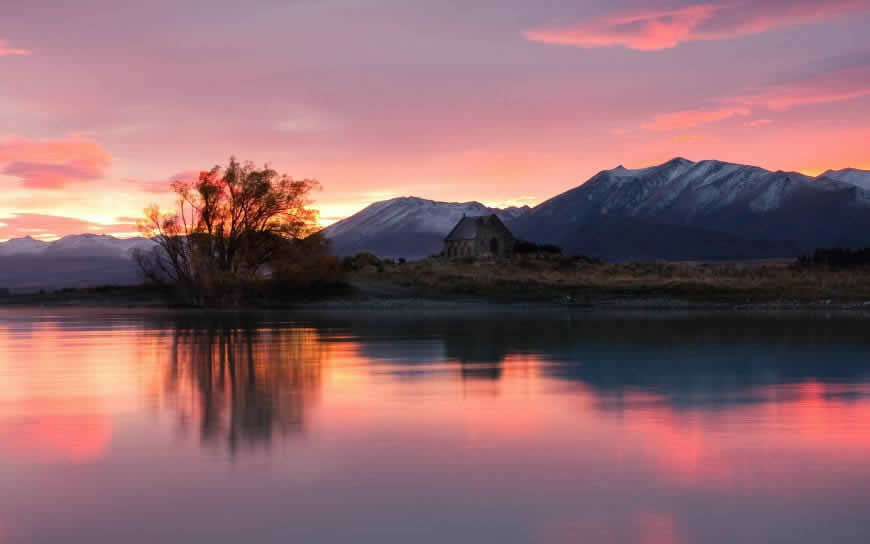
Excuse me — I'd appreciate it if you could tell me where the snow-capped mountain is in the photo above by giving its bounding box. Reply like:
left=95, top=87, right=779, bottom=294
left=0, top=233, right=156, bottom=259
left=321, top=196, right=529, bottom=258
left=45, top=234, right=156, bottom=258
left=819, top=168, right=870, bottom=191
left=0, top=234, right=157, bottom=292
left=4, top=158, right=870, bottom=273
left=321, top=158, right=870, bottom=261
left=0, top=236, right=48, bottom=256
left=510, top=158, right=870, bottom=260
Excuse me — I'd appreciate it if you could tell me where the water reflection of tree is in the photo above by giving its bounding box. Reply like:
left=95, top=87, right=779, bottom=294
left=160, top=316, right=325, bottom=454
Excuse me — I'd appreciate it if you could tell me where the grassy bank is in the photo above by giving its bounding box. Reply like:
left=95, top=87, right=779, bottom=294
left=5, top=255, right=870, bottom=309
left=348, top=255, right=870, bottom=305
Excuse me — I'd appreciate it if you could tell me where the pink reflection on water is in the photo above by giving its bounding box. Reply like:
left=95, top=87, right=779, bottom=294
left=0, top=412, right=111, bottom=463
left=2, top=311, right=870, bottom=543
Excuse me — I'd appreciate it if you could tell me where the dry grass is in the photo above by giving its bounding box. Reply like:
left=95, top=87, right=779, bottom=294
left=350, top=255, right=870, bottom=303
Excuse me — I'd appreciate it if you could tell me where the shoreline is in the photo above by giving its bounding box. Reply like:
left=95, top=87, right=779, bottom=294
left=3, top=287, right=870, bottom=314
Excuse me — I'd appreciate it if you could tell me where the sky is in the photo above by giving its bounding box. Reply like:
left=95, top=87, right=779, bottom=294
left=1, top=0, right=870, bottom=240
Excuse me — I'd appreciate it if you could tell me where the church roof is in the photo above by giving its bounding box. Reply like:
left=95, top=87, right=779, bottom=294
left=445, top=214, right=500, bottom=241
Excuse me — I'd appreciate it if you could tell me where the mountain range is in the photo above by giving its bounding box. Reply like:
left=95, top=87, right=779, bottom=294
left=0, top=234, right=155, bottom=293
left=322, top=158, right=870, bottom=261
left=0, top=233, right=156, bottom=258
left=3, top=158, right=870, bottom=291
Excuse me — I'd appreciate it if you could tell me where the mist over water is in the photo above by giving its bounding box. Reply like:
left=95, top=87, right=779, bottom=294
left=2, top=309, right=870, bottom=543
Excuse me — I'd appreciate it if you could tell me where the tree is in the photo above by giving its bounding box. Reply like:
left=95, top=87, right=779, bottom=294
left=136, top=157, right=322, bottom=303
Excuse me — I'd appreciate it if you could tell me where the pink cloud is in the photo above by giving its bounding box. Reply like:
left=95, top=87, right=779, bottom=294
left=126, top=170, right=201, bottom=194
left=645, top=59, right=870, bottom=131
left=0, top=40, right=30, bottom=57
left=0, top=213, right=137, bottom=240
left=136, top=180, right=173, bottom=194
left=643, top=106, right=750, bottom=131
left=169, top=170, right=200, bottom=184
left=746, top=119, right=774, bottom=127
left=523, top=0, right=868, bottom=51
left=525, top=5, right=717, bottom=51
left=0, top=136, right=111, bottom=189
left=725, top=63, right=870, bottom=111
left=3, top=161, right=104, bottom=189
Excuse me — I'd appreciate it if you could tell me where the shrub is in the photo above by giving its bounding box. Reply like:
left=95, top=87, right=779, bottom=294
left=514, top=240, right=562, bottom=255
left=799, top=248, right=870, bottom=268
left=343, top=252, right=382, bottom=272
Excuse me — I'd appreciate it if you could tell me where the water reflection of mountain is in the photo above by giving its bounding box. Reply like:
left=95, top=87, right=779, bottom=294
left=148, top=313, right=325, bottom=454
left=303, top=312, right=870, bottom=407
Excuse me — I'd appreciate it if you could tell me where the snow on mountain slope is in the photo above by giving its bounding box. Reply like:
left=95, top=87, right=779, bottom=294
left=321, top=197, right=529, bottom=258
left=819, top=168, right=870, bottom=191
left=0, top=236, right=49, bottom=256
left=46, top=234, right=157, bottom=258
left=511, top=157, right=870, bottom=260
left=0, top=234, right=156, bottom=259
left=531, top=158, right=867, bottom=222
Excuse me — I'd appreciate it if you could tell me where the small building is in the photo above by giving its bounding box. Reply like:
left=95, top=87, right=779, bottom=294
left=444, top=214, right=515, bottom=259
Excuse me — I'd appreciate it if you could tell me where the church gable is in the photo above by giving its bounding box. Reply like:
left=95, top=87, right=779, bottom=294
left=443, top=214, right=515, bottom=258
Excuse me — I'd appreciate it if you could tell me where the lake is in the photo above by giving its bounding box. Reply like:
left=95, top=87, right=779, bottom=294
left=2, top=308, right=870, bottom=543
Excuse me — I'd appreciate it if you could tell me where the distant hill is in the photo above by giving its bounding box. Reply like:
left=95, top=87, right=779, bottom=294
left=0, top=255, right=143, bottom=293
left=0, top=234, right=155, bottom=293
left=0, top=233, right=156, bottom=259
left=0, top=236, right=48, bottom=256
left=320, top=197, right=529, bottom=259
left=320, top=159, right=870, bottom=261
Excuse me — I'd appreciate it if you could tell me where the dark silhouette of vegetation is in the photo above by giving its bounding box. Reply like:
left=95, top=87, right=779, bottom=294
left=798, top=248, right=870, bottom=268
left=514, top=239, right=562, bottom=255
left=135, top=157, right=343, bottom=305
left=342, top=251, right=384, bottom=272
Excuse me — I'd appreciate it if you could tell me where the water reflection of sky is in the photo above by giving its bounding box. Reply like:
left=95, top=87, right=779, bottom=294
left=1, top=309, right=870, bottom=543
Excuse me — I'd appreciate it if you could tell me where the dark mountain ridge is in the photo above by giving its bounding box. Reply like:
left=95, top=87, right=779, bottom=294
left=322, top=158, right=870, bottom=261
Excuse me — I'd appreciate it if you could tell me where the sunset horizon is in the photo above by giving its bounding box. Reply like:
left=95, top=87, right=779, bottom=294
left=0, top=152, right=865, bottom=242
left=3, top=0, right=870, bottom=240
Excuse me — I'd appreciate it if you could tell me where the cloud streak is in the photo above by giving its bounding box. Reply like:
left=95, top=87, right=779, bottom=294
left=645, top=57, right=870, bottom=130
left=0, top=40, right=30, bottom=56
left=724, top=63, right=870, bottom=111
left=0, top=213, right=137, bottom=240
left=643, top=106, right=750, bottom=131
left=126, top=170, right=199, bottom=194
left=524, top=0, right=869, bottom=51
left=746, top=119, right=774, bottom=127
left=0, top=136, right=111, bottom=188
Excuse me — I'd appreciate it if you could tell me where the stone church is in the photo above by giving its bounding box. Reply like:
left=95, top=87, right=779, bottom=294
left=444, top=214, right=515, bottom=258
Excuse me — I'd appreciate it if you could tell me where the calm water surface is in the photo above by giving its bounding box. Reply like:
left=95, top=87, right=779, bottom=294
left=2, top=308, right=870, bottom=543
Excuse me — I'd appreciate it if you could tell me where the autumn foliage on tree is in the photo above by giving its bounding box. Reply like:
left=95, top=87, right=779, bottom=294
left=136, top=157, right=340, bottom=304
